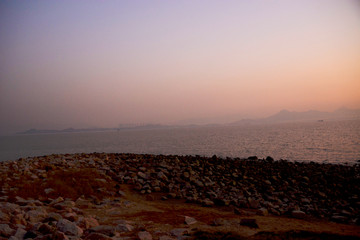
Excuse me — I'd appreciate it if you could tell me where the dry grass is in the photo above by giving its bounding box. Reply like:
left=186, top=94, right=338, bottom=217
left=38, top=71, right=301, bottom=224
left=6, top=168, right=117, bottom=200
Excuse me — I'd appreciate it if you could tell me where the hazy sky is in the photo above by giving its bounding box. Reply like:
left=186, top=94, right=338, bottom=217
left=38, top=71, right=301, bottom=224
left=1, top=0, right=360, bottom=134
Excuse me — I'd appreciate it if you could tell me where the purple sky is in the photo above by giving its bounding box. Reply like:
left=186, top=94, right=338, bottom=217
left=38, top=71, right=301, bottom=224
left=1, top=0, right=360, bottom=134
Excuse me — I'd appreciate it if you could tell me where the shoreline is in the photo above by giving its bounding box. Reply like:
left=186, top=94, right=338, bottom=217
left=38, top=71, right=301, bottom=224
left=0, top=153, right=359, bottom=239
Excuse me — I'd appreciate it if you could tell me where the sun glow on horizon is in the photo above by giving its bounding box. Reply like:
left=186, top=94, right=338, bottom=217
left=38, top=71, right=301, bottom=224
left=0, top=0, right=359, bottom=134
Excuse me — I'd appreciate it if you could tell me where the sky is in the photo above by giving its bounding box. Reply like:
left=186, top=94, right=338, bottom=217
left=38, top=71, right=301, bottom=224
left=1, top=0, right=360, bottom=134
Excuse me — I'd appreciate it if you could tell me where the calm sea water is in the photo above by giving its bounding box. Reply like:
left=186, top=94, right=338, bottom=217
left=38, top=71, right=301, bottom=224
left=1, top=120, right=359, bottom=164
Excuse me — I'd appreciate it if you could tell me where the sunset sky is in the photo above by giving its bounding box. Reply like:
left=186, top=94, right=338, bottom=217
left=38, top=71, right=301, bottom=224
left=1, top=0, right=360, bottom=134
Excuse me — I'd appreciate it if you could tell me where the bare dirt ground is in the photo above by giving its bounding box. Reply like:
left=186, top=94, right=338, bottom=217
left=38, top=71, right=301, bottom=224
left=84, top=184, right=360, bottom=239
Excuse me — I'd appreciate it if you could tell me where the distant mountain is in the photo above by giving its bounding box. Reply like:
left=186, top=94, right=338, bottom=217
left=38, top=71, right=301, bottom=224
left=231, top=108, right=360, bottom=125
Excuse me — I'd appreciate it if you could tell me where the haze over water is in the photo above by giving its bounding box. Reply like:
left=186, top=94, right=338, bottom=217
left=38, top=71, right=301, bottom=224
left=1, top=0, right=360, bottom=136
left=1, top=120, right=359, bottom=164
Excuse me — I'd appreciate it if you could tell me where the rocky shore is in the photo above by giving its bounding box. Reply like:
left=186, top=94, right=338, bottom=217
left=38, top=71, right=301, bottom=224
left=0, top=153, right=359, bottom=239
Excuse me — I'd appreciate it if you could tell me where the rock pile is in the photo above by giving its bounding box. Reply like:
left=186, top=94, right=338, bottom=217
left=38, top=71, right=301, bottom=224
left=0, top=153, right=359, bottom=239
left=107, top=153, right=359, bottom=223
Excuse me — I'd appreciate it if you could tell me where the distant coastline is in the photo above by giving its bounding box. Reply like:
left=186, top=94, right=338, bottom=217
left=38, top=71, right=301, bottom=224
left=18, top=107, right=360, bottom=135
left=17, top=127, right=117, bottom=135
left=17, top=124, right=172, bottom=135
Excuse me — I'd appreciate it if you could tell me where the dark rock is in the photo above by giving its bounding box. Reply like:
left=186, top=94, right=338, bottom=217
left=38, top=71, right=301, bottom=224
left=240, top=218, right=259, bottom=228
left=89, top=225, right=116, bottom=237
left=248, top=198, right=260, bottom=209
left=170, top=228, right=189, bottom=237
left=52, top=231, right=69, bottom=240
left=46, top=212, right=62, bottom=222
left=330, top=215, right=348, bottom=223
left=24, top=230, right=38, bottom=239
left=291, top=210, right=306, bottom=219
left=38, top=223, right=54, bottom=235
left=84, top=232, right=113, bottom=240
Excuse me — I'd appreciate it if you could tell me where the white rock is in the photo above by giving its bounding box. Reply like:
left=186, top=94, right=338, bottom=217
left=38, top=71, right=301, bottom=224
left=137, top=172, right=147, bottom=179
left=50, top=197, right=64, bottom=205
left=89, top=225, right=116, bottom=237
left=256, top=208, right=269, bottom=216
left=184, top=216, right=197, bottom=225
left=44, top=188, right=55, bottom=194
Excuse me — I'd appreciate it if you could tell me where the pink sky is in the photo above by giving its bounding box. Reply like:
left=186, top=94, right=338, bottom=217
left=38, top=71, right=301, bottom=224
left=0, top=0, right=359, bottom=134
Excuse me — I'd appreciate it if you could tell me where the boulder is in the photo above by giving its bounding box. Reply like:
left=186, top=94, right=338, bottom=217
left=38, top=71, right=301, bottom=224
left=56, top=218, right=83, bottom=236
left=248, top=198, right=260, bottom=209
left=331, top=215, right=348, bottom=223
left=50, top=197, right=64, bottom=206
left=157, top=171, right=168, bottom=181
left=54, top=200, right=75, bottom=210
left=138, top=231, right=153, bottom=240
left=52, top=231, right=69, bottom=240
left=115, top=223, right=134, bottom=232
left=0, top=211, right=9, bottom=222
left=46, top=212, right=62, bottom=222
left=38, top=223, right=54, bottom=235
left=76, top=216, right=99, bottom=229
left=0, top=224, right=14, bottom=237
left=184, top=216, right=197, bottom=225
left=10, top=213, right=27, bottom=225
left=211, top=218, right=228, bottom=226
left=291, top=210, right=306, bottom=219
left=159, top=236, right=177, bottom=240
left=13, top=227, right=27, bottom=239
left=23, top=230, right=38, bottom=239
left=202, top=199, right=214, bottom=207
left=84, top=232, right=113, bottom=240
left=64, top=212, right=78, bottom=222
left=25, top=209, right=47, bottom=223
left=256, top=208, right=269, bottom=216
left=89, top=225, right=116, bottom=237
left=44, top=188, right=55, bottom=195
left=170, top=228, right=189, bottom=238
left=137, top=172, right=147, bottom=179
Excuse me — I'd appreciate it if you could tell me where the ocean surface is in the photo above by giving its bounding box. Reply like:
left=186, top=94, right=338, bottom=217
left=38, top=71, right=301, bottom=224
left=1, top=120, right=359, bottom=164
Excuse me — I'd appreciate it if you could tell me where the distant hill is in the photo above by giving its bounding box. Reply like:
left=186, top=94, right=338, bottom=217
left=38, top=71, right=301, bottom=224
left=231, top=107, right=360, bottom=125
left=17, top=127, right=117, bottom=135
left=18, top=108, right=360, bottom=134
left=17, top=124, right=172, bottom=135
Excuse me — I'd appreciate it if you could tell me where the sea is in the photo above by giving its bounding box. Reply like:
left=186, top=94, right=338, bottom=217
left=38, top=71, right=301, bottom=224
left=1, top=120, right=359, bottom=164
